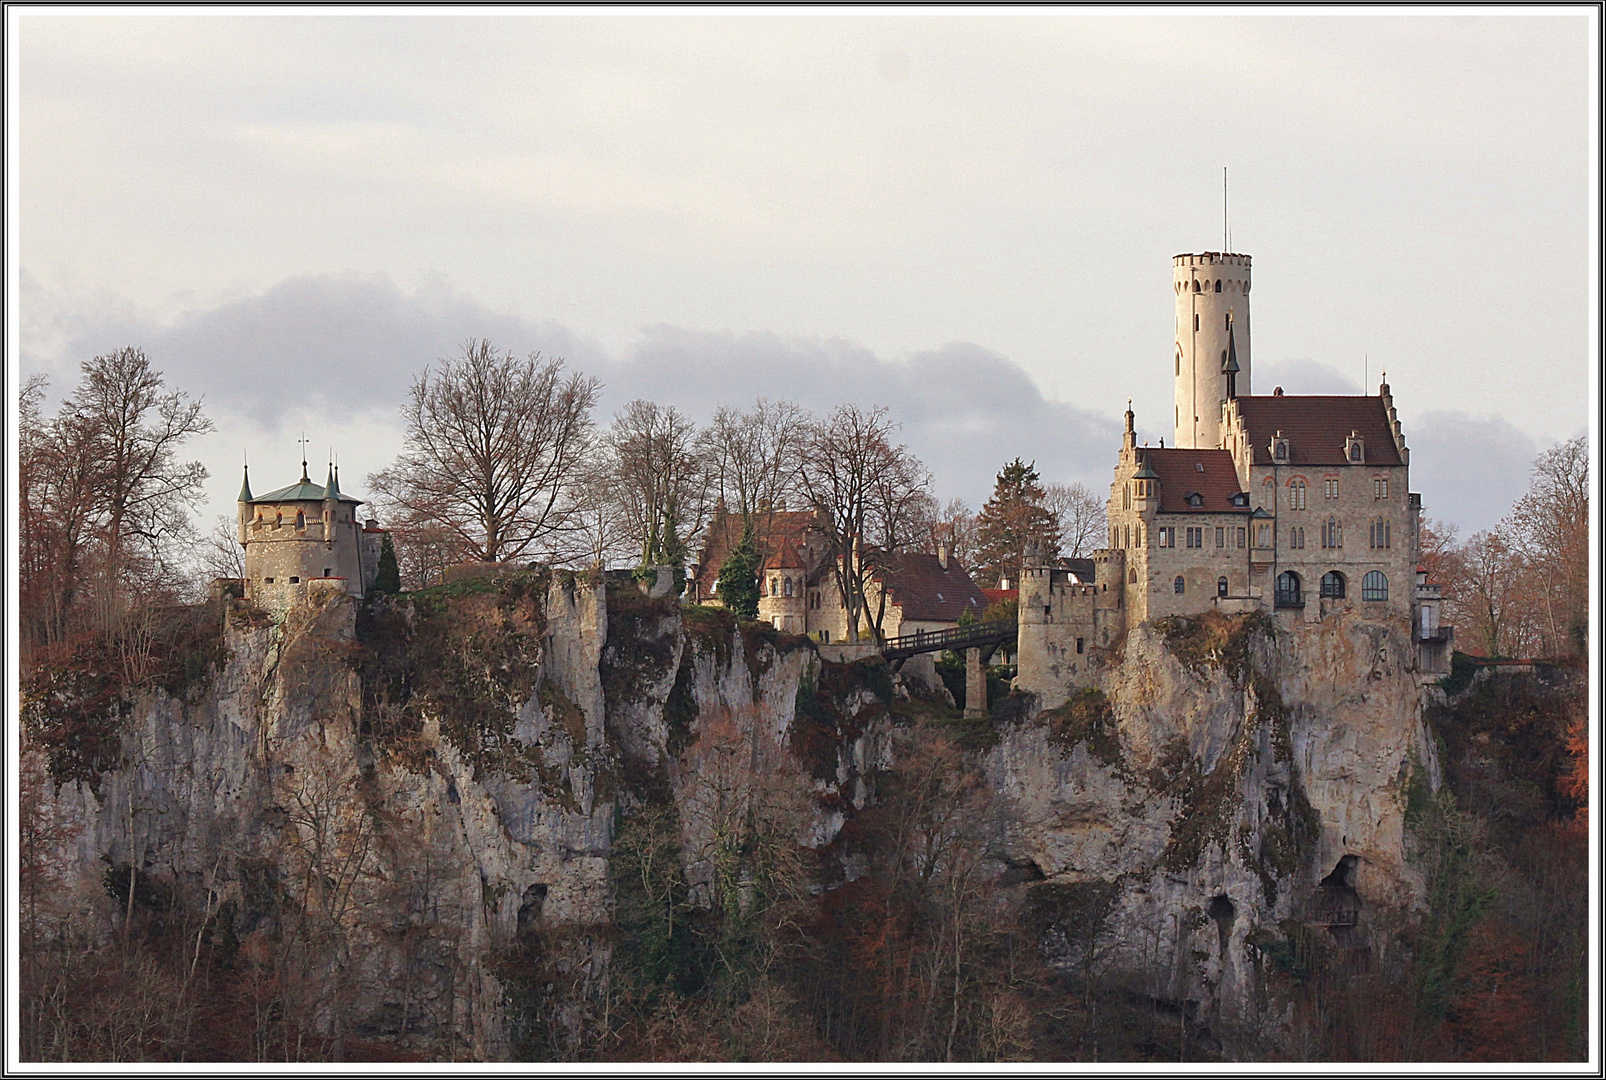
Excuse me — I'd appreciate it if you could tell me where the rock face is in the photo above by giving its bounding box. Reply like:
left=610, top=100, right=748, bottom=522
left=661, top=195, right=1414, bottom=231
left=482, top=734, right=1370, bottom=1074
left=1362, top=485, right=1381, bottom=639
left=25, top=579, right=1435, bottom=1058
left=989, top=608, right=1439, bottom=1038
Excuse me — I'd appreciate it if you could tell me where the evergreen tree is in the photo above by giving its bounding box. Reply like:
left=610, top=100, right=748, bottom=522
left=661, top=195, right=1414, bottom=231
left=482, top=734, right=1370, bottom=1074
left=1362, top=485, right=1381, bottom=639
left=373, top=532, right=402, bottom=594
left=717, top=522, right=761, bottom=620
left=972, top=458, right=1060, bottom=587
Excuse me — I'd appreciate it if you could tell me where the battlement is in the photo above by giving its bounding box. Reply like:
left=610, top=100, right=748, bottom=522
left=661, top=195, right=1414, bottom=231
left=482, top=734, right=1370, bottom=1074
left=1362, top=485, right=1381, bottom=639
left=1174, top=252, right=1252, bottom=267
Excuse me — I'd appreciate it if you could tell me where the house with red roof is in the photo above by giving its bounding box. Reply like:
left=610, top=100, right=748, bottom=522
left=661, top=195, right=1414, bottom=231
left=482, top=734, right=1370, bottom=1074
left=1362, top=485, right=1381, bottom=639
left=688, top=506, right=989, bottom=642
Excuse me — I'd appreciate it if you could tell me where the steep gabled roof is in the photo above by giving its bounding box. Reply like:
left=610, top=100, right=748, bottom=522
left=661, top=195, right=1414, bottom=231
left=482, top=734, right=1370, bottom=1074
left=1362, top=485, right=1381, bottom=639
left=1234, top=395, right=1403, bottom=467
left=877, top=552, right=989, bottom=623
left=692, top=509, right=824, bottom=595
left=1142, top=449, right=1246, bottom=514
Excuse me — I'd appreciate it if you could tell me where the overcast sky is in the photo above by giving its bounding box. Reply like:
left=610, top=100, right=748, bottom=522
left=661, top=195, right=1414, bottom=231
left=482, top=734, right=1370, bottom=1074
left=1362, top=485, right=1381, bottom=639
left=15, top=10, right=1597, bottom=542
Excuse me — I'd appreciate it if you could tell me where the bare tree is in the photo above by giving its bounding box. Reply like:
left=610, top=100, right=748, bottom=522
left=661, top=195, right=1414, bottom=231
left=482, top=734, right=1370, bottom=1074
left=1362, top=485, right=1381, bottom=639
left=368, top=340, right=600, bottom=564
left=931, top=498, right=978, bottom=566
left=601, top=400, right=709, bottom=571
left=197, top=515, right=246, bottom=582
left=700, top=399, right=810, bottom=521
left=1505, top=437, right=1588, bottom=655
left=798, top=405, right=930, bottom=643
left=68, top=348, right=213, bottom=603
left=1044, top=482, right=1103, bottom=559
left=20, top=354, right=211, bottom=658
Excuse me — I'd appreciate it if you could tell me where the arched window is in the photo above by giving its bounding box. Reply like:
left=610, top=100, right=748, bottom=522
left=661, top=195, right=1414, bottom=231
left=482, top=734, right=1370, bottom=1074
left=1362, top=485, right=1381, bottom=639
left=1176, top=351, right=1181, bottom=376
left=1320, top=571, right=1346, bottom=599
left=1174, top=575, right=1186, bottom=595
left=1276, top=571, right=1302, bottom=607
left=1193, top=280, right=1202, bottom=293
left=783, top=577, right=793, bottom=598
left=295, top=510, right=305, bottom=529
left=1289, top=479, right=1307, bottom=510
left=1128, top=567, right=1138, bottom=584
left=1217, top=576, right=1229, bottom=598
left=1214, top=279, right=1221, bottom=292
left=1362, top=571, right=1388, bottom=601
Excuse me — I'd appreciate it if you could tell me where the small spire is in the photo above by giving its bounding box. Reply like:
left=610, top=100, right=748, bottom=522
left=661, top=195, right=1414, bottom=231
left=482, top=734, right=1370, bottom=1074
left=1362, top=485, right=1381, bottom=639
left=298, top=433, right=310, bottom=482
left=325, top=461, right=340, bottom=498
left=238, top=463, right=253, bottom=503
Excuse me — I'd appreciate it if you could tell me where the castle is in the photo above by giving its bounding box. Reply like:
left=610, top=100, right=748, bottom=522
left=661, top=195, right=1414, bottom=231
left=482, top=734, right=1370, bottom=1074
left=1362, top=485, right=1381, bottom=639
left=235, top=456, right=388, bottom=611
left=1016, top=251, right=1452, bottom=706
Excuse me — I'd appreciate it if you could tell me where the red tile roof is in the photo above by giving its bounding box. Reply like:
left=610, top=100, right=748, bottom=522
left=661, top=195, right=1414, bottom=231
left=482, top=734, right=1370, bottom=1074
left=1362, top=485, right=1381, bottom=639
left=1142, top=449, right=1247, bottom=514
left=1234, top=395, right=1403, bottom=467
left=692, top=510, right=823, bottom=597
left=981, top=587, right=1018, bottom=606
left=878, top=552, right=990, bottom=623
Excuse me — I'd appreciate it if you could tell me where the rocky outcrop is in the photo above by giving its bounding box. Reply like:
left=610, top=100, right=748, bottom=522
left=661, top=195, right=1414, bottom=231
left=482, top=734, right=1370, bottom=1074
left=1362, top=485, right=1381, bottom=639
left=987, top=608, right=1439, bottom=1037
left=24, top=580, right=1435, bottom=1058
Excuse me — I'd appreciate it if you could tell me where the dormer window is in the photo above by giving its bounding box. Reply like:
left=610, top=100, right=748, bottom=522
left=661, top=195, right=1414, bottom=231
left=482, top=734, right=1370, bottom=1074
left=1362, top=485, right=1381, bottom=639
left=1230, top=492, right=1249, bottom=508
left=1345, top=432, right=1365, bottom=463
left=1185, top=492, right=1204, bottom=508
left=1271, top=434, right=1290, bottom=463
left=1194, top=461, right=1205, bottom=473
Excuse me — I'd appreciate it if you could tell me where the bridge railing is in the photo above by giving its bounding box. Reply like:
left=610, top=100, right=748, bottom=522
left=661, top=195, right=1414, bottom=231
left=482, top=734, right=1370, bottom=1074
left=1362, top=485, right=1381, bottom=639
left=881, top=619, right=1017, bottom=657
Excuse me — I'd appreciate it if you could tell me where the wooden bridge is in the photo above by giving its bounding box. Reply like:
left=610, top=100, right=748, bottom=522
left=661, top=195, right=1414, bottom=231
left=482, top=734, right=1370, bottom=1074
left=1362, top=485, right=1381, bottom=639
left=880, top=619, right=1017, bottom=662
left=880, top=619, right=1018, bottom=719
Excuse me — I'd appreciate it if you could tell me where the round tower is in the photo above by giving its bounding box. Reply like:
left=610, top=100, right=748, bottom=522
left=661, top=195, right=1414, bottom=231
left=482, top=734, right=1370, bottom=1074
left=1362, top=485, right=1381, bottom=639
left=1172, top=251, right=1251, bottom=449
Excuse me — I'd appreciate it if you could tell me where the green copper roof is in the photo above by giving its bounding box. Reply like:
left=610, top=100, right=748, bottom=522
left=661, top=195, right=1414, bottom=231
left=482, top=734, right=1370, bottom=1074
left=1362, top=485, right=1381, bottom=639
left=238, top=465, right=253, bottom=503
left=252, top=478, right=363, bottom=504
left=1132, top=454, right=1160, bottom=480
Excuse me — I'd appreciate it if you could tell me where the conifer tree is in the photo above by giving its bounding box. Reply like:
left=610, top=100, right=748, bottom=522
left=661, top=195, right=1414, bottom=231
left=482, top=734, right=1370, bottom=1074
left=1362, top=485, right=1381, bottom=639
left=972, top=458, right=1059, bottom=588
left=717, top=522, right=761, bottom=621
left=372, top=533, right=401, bottom=594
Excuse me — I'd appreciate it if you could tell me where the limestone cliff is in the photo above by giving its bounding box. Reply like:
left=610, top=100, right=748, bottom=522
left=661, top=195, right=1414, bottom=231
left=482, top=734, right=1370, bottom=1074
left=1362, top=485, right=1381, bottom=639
left=24, top=578, right=1436, bottom=1058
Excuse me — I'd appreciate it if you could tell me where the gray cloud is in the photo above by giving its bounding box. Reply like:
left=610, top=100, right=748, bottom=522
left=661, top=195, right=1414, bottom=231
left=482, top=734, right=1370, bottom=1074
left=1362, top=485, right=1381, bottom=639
left=1255, top=358, right=1363, bottom=396
left=23, top=272, right=1542, bottom=536
left=1407, top=411, right=1539, bottom=536
left=23, top=274, right=1117, bottom=513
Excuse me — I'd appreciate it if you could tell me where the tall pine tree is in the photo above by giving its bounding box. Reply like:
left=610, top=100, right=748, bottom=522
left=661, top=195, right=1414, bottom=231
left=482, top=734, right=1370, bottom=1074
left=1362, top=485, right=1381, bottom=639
left=972, top=458, right=1060, bottom=587
left=717, top=521, right=761, bottom=620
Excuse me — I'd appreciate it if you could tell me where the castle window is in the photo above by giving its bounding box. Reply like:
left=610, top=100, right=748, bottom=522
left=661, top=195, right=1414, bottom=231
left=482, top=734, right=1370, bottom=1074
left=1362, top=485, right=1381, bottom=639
left=1320, top=571, right=1346, bottom=599
left=783, top=577, right=793, bottom=597
left=1186, top=493, right=1203, bottom=508
left=1194, top=280, right=1201, bottom=293
left=1217, top=576, right=1229, bottom=597
left=1076, top=637, right=1085, bottom=654
left=1176, top=352, right=1181, bottom=376
left=1237, top=527, right=1247, bottom=548
left=1374, top=478, right=1389, bottom=500
left=1128, top=567, right=1138, bottom=584
left=1289, top=479, right=1307, bottom=510
left=323, top=568, right=331, bottom=577
left=1174, top=575, right=1186, bottom=595
left=1194, top=313, right=1200, bottom=331
left=264, top=577, right=275, bottom=584
left=1123, top=484, right=1132, bottom=510
left=820, top=630, right=831, bottom=643
left=1325, top=477, right=1339, bottom=499
left=1255, top=522, right=1272, bottom=548
left=1369, top=518, right=1391, bottom=549
left=1292, top=525, right=1305, bottom=549
left=1124, top=524, right=1131, bottom=548
left=1186, top=527, right=1203, bottom=548
left=289, top=576, right=300, bottom=584
left=1321, top=518, right=1342, bottom=548
left=1214, top=279, right=1221, bottom=293
left=1272, top=439, right=1290, bottom=463
left=295, top=511, right=305, bottom=529
left=1216, top=527, right=1225, bottom=547
left=1276, top=571, right=1303, bottom=608
left=1362, top=571, right=1388, bottom=602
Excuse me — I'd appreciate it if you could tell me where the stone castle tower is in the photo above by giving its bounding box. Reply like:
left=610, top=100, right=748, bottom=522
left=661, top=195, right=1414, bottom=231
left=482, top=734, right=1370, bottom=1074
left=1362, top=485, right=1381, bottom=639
left=1173, top=252, right=1251, bottom=449
left=236, top=456, right=386, bottom=611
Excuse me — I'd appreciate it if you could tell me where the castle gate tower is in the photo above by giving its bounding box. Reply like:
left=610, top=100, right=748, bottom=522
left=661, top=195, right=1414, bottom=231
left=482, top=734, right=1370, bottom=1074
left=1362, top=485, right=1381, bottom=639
left=1173, top=252, right=1251, bottom=449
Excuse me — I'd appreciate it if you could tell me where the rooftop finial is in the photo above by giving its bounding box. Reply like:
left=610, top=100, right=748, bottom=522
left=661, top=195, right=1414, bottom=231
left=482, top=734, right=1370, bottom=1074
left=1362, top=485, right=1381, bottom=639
left=298, top=433, right=310, bottom=483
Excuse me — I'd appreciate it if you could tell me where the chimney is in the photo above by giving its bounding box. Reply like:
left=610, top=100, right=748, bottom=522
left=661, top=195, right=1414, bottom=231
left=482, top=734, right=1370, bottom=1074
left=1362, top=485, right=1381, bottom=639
left=937, top=541, right=950, bottom=570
